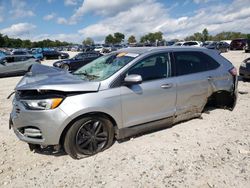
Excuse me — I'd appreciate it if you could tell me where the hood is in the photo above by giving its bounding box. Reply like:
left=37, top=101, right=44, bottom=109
left=15, top=64, right=100, bottom=92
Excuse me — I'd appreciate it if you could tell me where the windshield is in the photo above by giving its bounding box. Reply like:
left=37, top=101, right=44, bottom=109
left=73, top=52, right=137, bottom=81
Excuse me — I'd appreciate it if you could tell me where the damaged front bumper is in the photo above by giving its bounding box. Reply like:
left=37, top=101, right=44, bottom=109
left=10, top=98, right=70, bottom=146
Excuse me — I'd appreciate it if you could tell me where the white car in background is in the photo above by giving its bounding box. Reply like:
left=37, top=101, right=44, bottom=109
left=174, top=41, right=202, bottom=47
left=94, top=46, right=104, bottom=53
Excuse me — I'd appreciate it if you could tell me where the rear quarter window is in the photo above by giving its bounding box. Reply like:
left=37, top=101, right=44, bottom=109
left=173, top=51, right=220, bottom=76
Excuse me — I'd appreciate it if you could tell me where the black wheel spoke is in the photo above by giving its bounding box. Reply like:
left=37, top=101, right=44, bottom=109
left=94, top=122, right=102, bottom=134
left=74, top=118, right=112, bottom=156
left=77, top=136, right=88, bottom=145
left=95, top=136, right=107, bottom=142
left=79, top=138, right=91, bottom=148
left=97, top=132, right=108, bottom=137
left=92, top=140, right=98, bottom=151
left=88, top=141, right=94, bottom=152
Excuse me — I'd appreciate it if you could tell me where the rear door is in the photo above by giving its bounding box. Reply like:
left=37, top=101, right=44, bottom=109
left=121, top=52, right=177, bottom=127
left=0, top=56, right=19, bottom=74
left=173, top=51, right=220, bottom=122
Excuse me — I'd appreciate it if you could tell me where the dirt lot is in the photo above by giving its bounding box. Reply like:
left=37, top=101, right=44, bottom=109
left=0, top=51, right=250, bottom=188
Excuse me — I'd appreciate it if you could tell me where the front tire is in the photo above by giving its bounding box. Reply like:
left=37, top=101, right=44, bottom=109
left=64, top=116, right=114, bottom=159
left=61, top=64, right=70, bottom=71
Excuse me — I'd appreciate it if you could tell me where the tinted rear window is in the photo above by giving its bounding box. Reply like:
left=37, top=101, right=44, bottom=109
left=173, top=51, right=220, bottom=76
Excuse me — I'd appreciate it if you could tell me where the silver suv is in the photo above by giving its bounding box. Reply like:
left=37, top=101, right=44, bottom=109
left=10, top=47, right=238, bottom=159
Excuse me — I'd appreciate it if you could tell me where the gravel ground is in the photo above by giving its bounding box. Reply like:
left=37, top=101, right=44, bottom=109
left=0, top=51, right=249, bottom=188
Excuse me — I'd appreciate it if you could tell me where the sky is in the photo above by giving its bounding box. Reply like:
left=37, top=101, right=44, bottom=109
left=0, top=0, right=250, bottom=43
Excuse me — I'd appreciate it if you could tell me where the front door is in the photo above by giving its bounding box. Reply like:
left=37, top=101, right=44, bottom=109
left=121, top=53, right=177, bottom=127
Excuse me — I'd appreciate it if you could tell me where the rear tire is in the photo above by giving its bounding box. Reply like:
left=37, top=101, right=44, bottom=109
left=64, top=116, right=114, bottom=159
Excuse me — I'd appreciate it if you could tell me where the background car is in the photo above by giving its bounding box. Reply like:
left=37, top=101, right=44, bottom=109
left=11, top=50, right=29, bottom=55
left=30, top=48, right=43, bottom=60
left=173, top=42, right=185, bottom=46
left=42, top=50, right=69, bottom=60
left=53, top=52, right=102, bottom=71
left=216, top=42, right=230, bottom=53
left=0, top=50, right=7, bottom=58
left=0, top=55, right=40, bottom=77
left=230, top=38, right=247, bottom=50
left=239, top=57, right=250, bottom=80
left=174, top=41, right=201, bottom=47
left=205, top=41, right=229, bottom=53
left=244, top=39, right=250, bottom=53
left=94, top=45, right=105, bottom=53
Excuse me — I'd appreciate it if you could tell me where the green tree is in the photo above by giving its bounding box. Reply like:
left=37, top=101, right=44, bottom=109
left=105, top=34, right=115, bottom=44
left=202, top=28, right=209, bottom=41
left=140, top=35, right=147, bottom=43
left=22, top=40, right=32, bottom=48
left=82, top=37, right=94, bottom=45
left=154, top=31, right=163, bottom=41
left=128, top=35, right=136, bottom=43
left=140, top=32, right=163, bottom=43
left=114, top=32, right=125, bottom=43
left=0, top=34, right=5, bottom=47
left=185, top=32, right=203, bottom=41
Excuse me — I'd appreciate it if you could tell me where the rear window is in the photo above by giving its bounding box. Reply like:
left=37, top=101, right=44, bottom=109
left=173, top=51, right=220, bottom=76
left=231, top=39, right=247, bottom=43
left=183, top=42, right=198, bottom=46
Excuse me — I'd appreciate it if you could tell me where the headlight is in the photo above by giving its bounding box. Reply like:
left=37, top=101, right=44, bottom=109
left=21, top=98, right=63, bottom=110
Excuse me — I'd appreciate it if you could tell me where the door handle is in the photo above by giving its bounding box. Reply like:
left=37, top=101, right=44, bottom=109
left=161, top=83, right=173, bottom=89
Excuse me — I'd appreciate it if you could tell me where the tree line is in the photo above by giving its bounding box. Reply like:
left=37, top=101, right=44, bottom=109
left=185, top=28, right=250, bottom=41
left=104, top=32, right=163, bottom=44
left=83, top=29, right=250, bottom=46
left=2, top=29, right=250, bottom=49
left=0, top=33, right=71, bottom=48
left=82, top=32, right=164, bottom=46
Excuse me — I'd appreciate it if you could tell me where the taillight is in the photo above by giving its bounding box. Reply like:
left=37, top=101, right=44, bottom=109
left=229, top=67, right=237, bottom=76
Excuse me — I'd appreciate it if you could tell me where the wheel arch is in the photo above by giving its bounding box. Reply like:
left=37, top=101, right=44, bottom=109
left=59, top=111, right=117, bottom=146
left=205, top=90, right=237, bottom=110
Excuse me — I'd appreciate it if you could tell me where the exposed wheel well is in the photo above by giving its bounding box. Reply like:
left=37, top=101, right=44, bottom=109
left=205, top=90, right=236, bottom=110
left=59, top=112, right=117, bottom=146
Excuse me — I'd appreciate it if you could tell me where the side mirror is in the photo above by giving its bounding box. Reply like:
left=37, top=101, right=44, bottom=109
left=124, top=74, right=142, bottom=85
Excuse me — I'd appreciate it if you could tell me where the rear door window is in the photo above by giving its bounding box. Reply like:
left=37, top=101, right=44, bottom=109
left=14, top=56, right=28, bottom=62
left=173, top=51, right=220, bottom=76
